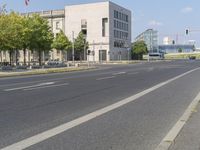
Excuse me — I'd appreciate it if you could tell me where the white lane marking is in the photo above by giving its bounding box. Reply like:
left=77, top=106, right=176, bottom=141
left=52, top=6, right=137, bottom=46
left=112, top=72, right=126, bottom=76
left=4, top=82, right=55, bottom=92
left=1, top=67, right=200, bottom=150
left=96, top=76, right=115, bottom=81
left=23, top=83, right=69, bottom=91
left=127, top=72, right=139, bottom=75
left=155, top=90, right=200, bottom=150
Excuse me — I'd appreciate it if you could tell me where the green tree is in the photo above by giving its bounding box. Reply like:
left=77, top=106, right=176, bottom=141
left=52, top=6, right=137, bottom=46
left=29, top=15, right=53, bottom=66
left=178, top=48, right=182, bottom=53
left=52, top=30, right=72, bottom=61
left=0, top=7, right=7, bottom=63
left=74, top=31, right=89, bottom=60
left=131, top=41, right=148, bottom=60
left=3, top=12, right=23, bottom=65
left=19, top=16, right=33, bottom=66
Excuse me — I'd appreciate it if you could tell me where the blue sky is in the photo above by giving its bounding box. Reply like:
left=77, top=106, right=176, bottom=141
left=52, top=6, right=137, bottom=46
left=1, top=0, right=200, bottom=46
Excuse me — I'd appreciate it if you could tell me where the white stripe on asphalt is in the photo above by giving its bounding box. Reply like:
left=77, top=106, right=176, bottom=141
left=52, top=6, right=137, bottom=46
left=4, top=82, right=55, bottom=92
left=127, top=72, right=139, bottom=75
left=112, top=72, right=126, bottom=75
left=1, top=67, right=200, bottom=150
left=96, top=76, right=115, bottom=81
left=23, top=83, right=69, bottom=91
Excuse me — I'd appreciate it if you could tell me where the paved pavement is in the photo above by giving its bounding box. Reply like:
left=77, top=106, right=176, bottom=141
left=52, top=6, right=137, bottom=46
left=0, top=60, right=200, bottom=150
left=169, top=103, right=200, bottom=150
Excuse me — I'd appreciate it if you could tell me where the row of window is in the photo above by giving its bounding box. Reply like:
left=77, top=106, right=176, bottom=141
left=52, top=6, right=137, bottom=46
left=114, top=30, right=128, bottom=40
left=114, top=10, right=128, bottom=22
left=114, top=40, right=125, bottom=48
left=114, top=20, right=128, bottom=31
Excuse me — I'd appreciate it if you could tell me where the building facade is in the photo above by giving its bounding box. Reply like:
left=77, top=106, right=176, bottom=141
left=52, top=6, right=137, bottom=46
left=135, top=29, right=158, bottom=53
left=163, top=37, right=173, bottom=45
left=1, top=1, right=132, bottom=64
left=21, top=9, right=66, bottom=63
left=65, top=1, right=132, bottom=61
left=159, top=44, right=195, bottom=53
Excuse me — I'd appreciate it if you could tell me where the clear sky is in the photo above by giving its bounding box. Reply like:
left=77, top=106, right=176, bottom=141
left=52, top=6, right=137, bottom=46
left=1, top=0, right=200, bottom=47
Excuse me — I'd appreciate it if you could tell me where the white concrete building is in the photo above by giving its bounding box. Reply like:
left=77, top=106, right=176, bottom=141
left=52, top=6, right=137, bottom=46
left=163, top=37, right=173, bottom=45
left=65, top=1, right=132, bottom=61
left=1, top=1, right=131, bottom=65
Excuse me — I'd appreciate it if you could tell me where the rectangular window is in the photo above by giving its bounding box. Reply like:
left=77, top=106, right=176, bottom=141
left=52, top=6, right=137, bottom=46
left=116, top=11, right=118, bottom=19
left=114, top=10, right=117, bottom=18
left=56, top=22, right=60, bottom=30
left=126, top=15, right=128, bottom=22
left=102, top=18, right=108, bottom=37
left=114, top=20, right=116, bottom=28
left=81, top=19, right=87, bottom=29
left=119, top=12, right=122, bottom=20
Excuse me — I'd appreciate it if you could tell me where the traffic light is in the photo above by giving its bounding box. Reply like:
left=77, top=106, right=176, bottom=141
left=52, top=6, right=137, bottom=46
left=87, top=50, right=91, bottom=55
left=186, top=29, right=189, bottom=35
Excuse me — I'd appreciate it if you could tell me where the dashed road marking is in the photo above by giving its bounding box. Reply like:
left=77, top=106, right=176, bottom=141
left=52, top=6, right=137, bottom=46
left=4, top=82, right=55, bottom=92
left=96, top=76, right=115, bottom=81
left=1, top=67, right=199, bottom=150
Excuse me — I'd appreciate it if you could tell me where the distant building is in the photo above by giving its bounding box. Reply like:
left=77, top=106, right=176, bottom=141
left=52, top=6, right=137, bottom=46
left=23, top=10, right=66, bottom=62
left=163, top=37, right=173, bottom=45
left=65, top=1, right=132, bottom=61
left=159, top=44, right=195, bottom=53
left=1, top=1, right=132, bottom=64
left=135, top=29, right=158, bottom=53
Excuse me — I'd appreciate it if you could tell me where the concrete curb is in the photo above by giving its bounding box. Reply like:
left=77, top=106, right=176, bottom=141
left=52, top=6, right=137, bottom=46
left=0, top=67, right=96, bottom=78
left=155, top=91, right=200, bottom=150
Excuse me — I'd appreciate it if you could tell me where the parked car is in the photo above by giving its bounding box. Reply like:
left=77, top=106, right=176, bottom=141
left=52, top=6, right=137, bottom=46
left=189, top=56, right=196, bottom=60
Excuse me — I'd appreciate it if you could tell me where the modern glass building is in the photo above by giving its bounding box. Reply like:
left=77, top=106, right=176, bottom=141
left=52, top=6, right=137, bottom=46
left=159, top=44, right=195, bottom=53
left=135, top=29, right=158, bottom=53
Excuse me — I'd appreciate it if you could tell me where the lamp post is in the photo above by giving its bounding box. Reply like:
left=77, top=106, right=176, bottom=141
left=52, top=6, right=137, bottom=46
left=100, top=42, right=103, bottom=64
left=72, top=31, right=75, bottom=66
left=125, top=43, right=130, bottom=63
left=93, top=40, right=95, bottom=64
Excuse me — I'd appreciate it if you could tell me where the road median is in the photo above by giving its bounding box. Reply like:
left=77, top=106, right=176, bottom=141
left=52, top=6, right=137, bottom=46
left=0, top=67, right=96, bottom=78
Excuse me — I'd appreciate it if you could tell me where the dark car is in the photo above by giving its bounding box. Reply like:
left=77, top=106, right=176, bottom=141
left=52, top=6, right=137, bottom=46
left=189, top=56, right=196, bottom=60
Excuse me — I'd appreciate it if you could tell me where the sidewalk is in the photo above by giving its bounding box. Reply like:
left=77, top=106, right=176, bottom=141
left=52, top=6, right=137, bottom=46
left=169, top=103, right=200, bottom=150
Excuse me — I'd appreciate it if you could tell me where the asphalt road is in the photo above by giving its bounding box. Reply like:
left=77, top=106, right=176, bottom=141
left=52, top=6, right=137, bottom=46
left=1, top=60, right=200, bottom=150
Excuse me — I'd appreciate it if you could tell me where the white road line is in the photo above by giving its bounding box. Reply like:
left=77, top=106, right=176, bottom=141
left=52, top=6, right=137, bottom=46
left=4, top=82, right=55, bottom=92
left=127, top=72, right=139, bottom=75
left=96, top=76, right=115, bottom=81
left=155, top=90, right=200, bottom=150
left=1, top=67, right=200, bottom=150
left=112, top=72, right=126, bottom=76
left=23, top=83, right=69, bottom=91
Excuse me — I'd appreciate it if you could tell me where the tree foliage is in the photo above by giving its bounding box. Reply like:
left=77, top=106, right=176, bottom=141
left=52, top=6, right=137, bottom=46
left=52, top=30, right=72, bottom=61
left=0, top=11, right=54, bottom=66
left=52, top=31, right=71, bottom=51
left=131, top=41, right=148, bottom=60
left=29, top=15, right=54, bottom=66
left=178, top=48, right=182, bottom=53
left=74, top=31, right=89, bottom=60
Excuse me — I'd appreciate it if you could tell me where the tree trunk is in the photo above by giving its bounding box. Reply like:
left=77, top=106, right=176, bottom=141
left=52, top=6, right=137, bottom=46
left=28, top=50, right=31, bottom=66
left=38, top=50, right=42, bottom=66
left=23, top=48, right=26, bottom=66
left=15, top=50, right=18, bottom=66
left=60, top=50, right=62, bottom=61
left=65, top=51, right=68, bottom=62
left=9, top=51, right=12, bottom=66
left=0, top=51, right=2, bottom=64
